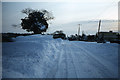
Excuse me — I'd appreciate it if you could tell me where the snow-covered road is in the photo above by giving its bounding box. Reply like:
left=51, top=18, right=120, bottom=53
left=2, top=35, right=118, bottom=78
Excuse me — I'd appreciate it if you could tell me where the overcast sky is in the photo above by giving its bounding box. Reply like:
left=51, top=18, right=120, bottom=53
left=2, top=0, right=119, bottom=34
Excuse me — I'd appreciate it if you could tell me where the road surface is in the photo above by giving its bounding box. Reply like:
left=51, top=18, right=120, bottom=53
left=2, top=35, right=118, bottom=78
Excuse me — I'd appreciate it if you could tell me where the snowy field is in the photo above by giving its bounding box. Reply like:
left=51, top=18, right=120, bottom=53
left=2, top=35, right=118, bottom=78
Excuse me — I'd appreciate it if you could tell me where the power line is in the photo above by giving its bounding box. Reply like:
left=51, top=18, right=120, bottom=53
left=93, top=0, right=118, bottom=20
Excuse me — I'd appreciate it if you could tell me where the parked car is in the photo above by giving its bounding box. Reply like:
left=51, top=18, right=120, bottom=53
left=53, top=33, right=66, bottom=39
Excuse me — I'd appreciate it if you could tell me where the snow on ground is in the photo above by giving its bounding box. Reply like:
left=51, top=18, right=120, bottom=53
left=2, top=34, right=118, bottom=78
left=0, top=42, right=2, bottom=79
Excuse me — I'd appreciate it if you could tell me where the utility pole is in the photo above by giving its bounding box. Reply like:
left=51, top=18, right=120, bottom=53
left=98, top=20, right=101, bottom=35
left=78, top=24, right=81, bottom=36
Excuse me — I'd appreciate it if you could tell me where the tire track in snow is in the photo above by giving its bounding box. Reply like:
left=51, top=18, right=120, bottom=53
left=65, top=43, right=68, bottom=78
left=81, top=43, right=118, bottom=65
left=55, top=41, right=68, bottom=78
left=67, top=44, right=88, bottom=78
left=66, top=43, right=78, bottom=78
left=72, top=43, right=117, bottom=78
left=46, top=40, right=64, bottom=78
